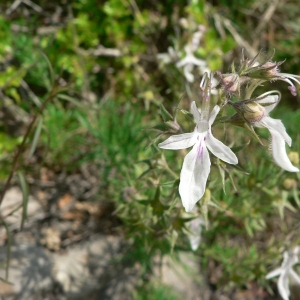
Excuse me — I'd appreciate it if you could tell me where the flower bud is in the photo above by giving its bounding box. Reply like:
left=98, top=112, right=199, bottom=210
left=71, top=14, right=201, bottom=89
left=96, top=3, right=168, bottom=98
left=283, top=178, right=297, bottom=190
left=246, top=61, right=280, bottom=79
left=217, top=72, right=239, bottom=94
left=242, top=102, right=266, bottom=123
left=222, top=74, right=239, bottom=94
left=288, top=151, right=299, bottom=165
left=288, top=85, right=297, bottom=96
left=262, top=62, right=279, bottom=76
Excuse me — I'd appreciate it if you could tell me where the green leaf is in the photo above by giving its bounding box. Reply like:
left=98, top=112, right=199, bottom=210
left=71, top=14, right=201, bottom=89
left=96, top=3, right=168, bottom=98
left=217, top=160, right=226, bottom=193
left=27, top=117, right=43, bottom=160
left=200, top=189, right=211, bottom=229
left=17, top=171, right=29, bottom=231
left=231, top=140, right=250, bottom=153
left=160, top=103, right=173, bottom=122
left=170, top=230, right=178, bottom=253
left=0, top=219, right=11, bottom=280
left=39, top=51, right=54, bottom=90
left=57, top=94, right=87, bottom=109
left=243, top=123, right=263, bottom=145
left=176, top=108, right=194, bottom=121
left=150, top=123, right=170, bottom=132
left=292, top=187, right=300, bottom=207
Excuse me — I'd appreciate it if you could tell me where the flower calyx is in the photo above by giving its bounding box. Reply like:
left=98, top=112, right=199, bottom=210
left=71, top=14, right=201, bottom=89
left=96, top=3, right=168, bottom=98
left=229, top=95, right=278, bottom=125
left=216, top=72, right=250, bottom=96
left=244, top=60, right=284, bottom=80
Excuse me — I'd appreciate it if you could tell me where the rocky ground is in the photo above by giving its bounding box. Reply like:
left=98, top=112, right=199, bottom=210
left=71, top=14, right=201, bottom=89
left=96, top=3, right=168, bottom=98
left=0, top=183, right=285, bottom=300
left=0, top=185, right=211, bottom=300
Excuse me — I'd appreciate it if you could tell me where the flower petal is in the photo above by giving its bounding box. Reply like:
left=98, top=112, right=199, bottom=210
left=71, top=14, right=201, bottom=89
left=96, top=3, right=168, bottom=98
left=191, top=101, right=201, bottom=122
left=277, top=273, right=290, bottom=300
left=187, top=217, right=205, bottom=251
left=179, top=141, right=211, bottom=212
left=176, top=57, right=189, bottom=68
left=158, top=133, right=196, bottom=150
left=183, top=64, right=194, bottom=82
left=188, top=55, right=206, bottom=67
left=289, top=269, right=300, bottom=285
left=206, top=130, right=238, bottom=164
left=263, top=116, right=292, bottom=146
left=257, top=95, right=279, bottom=114
left=208, top=105, right=220, bottom=126
left=266, top=268, right=283, bottom=279
left=268, top=127, right=299, bottom=172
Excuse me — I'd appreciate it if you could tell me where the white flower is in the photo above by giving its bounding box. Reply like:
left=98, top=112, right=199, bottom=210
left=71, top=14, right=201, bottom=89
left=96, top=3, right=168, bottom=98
left=157, top=46, right=178, bottom=64
left=176, top=46, right=206, bottom=82
left=252, top=94, right=299, bottom=172
left=158, top=101, right=238, bottom=212
left=190, top=26, right=206, bottom=51
left=266, top=247, right=300, bottom=300
left=187, top=215, right=205, bottom=251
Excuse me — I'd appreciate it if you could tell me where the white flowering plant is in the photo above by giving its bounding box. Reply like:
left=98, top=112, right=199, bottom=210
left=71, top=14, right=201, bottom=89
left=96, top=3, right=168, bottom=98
left=114, top=43, right=300, bottom=298
left=158, top=52, right=299, bottom=213
left=148, top=50, right=300, bottom=297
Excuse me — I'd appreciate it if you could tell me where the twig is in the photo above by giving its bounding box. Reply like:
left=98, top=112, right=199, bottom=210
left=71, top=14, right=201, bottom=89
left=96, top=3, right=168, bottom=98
left=221, top=17, right=257, bottom=57
left=254, top=0, right=278, bottom=35
left=61, top=231, right=92, bottom=247
left=0, top=91, right=30, bottom=124
left=92, top=46, right=122, bottom=57
left=253, top=0, right=278, bottom=50
left=21, top=80, right=42, bottom=107
left=5, top=0, right=22, bottom=15
left=22, top=0, right=42, bottom=13
left=0, top=88, right=58, bottom=206
left=6, top=0, right=42, bottom=15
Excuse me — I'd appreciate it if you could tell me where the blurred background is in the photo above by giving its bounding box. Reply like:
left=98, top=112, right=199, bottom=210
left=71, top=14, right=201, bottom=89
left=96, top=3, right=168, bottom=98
left=0, top=0, right=299, bottom=299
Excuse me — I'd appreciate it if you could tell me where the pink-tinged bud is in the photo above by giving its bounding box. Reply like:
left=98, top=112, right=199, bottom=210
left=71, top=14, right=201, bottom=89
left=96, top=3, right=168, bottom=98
left=288, top=85, right=297, bottom=96
left=261, top=62, right=279, bottom=76
left=221, top=74, right=239, bottom=94
left=243, top=102, right=266, bottom=123
left=246, top=61, right=281, bottom=79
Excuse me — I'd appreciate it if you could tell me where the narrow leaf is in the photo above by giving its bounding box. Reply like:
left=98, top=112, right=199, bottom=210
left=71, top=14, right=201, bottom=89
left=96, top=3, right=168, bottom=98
left=57, top=94, right=87, bottom=109
left=27, top=117, right=43, bottom=160
left=160, top=103, right=173, bottom=122
left=17, top=171, right=29, bottom=231
left=217, top=161, right=226, bottom=193
left=176, top=108, right=194, bottom=121
left=243, top=123, right=264, bottom=145
left=293, top=187, right=300, bottom=207
left=200, top=189, right=211, bottom=229
left=149, top=123, right=170, bottom=132
left=145, top=133, right=163, bottom=149
left=39, top=51, right=54, bottom=90
left=0, top=219, right=11, bottom=280
left=231, top=140, right=250, bottom=153
left=170, top=230, right=178, bottom=253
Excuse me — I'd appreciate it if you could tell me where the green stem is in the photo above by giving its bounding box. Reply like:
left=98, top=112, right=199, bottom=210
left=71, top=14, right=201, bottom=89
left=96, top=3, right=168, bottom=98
left=0, top=87, right=58, bottom=205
